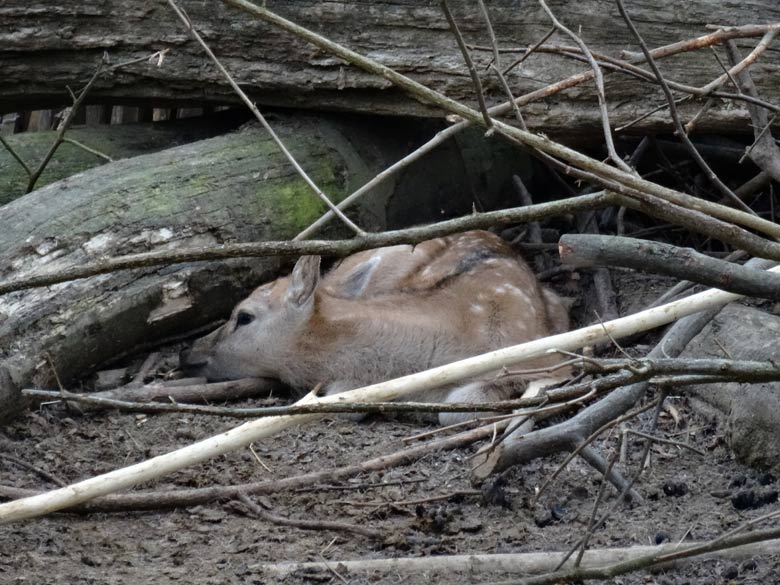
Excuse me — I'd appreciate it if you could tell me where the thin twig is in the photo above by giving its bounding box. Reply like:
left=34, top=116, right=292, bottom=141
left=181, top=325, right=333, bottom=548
left=533, top=42, right=780, bottom=114
left=532, top=398, right=659, bottom=507
left=24, top=387, right=557, bottom=417
left=616, top=95, right=690, bottom=133
left=478, top=0, right=526, bottom=129
left=740, top=113, right=779, bottom=164
left=574, top=443, right=620, bottom=568
left=0, top=192, right=615, bottom=295
left=237, top=493, right=383, bottom=540
left=337, top=489, right=480, bottom=508
left=0, top=134, right=32, bottom=177
left=502, top=27, right=556, bottom=76
left=538, top=0, right=632, bottom=173
left=62, top=137, right=113, bottom=162
left=26, top=64, right=104, bottom=193
left=551, top=396, right=666, bottom=573
left=441, top=1, right=493, bottom=129
left=698, top=29, right=778, bottom=95
left=0, top=454, right=66, bottom=488
left=624, top=429, right=706, bottom=456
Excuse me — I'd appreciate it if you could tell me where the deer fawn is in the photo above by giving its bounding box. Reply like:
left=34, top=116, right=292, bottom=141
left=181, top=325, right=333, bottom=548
left=180, top=230, right=570, bottom=424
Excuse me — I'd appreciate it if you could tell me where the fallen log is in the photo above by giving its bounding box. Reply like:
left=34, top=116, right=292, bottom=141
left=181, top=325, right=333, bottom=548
left=2, top=2, right=779, bottom=136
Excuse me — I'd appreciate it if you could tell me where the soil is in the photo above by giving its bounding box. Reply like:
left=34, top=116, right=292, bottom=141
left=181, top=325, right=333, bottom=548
left=2, top=271, right=780, bottom=585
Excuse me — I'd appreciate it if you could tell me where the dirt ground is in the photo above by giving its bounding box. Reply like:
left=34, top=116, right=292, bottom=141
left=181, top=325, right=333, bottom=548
left=2, top=273, right=780, bottom=585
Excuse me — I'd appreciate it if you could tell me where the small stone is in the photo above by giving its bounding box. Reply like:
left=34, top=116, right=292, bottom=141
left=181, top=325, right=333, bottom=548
left=732, top=488, right=779, bottom=510
left=662, top=481, right=688, bottom=497
left=550, top=504, right=566, bottom=521
left=534, top=509, right=554, bottom=528
left=729, top=474, right=747, bottom=489
left=740, top=558, right=758, bottom=572
left=721, top=563, right=739, bottom=579
left=654, top=531, right=670, bottom=545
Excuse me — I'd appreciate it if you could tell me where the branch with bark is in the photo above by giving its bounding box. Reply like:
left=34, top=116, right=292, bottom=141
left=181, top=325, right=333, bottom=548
left=559, top=234, right=780, bottom=299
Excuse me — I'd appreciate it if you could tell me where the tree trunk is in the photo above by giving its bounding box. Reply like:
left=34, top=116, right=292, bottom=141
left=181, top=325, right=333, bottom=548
left=0, top=112, right=528, bottom=423
left=2, top=1, right=778, bottom=137
left=0, top=110, right=248, bottom=205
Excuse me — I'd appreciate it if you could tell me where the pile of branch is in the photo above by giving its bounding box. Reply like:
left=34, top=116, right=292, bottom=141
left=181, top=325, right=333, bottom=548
left=2, top=2, right=780, bottom=583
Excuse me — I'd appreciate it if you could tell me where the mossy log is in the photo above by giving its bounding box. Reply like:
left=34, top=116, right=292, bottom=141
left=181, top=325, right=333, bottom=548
left=2, top=1, right=779, bottom=137
left=0, top=110, right=248, bottom=205
left=0, top=112, right=529, bottom=424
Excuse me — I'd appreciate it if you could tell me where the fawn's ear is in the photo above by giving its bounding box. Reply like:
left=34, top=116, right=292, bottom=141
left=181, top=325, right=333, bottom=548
left=285, top=255, right=321, bottom=307
left=339, top=255, right=381, bottom=299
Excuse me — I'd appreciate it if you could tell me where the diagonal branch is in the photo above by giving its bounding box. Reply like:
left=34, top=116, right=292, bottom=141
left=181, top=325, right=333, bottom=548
left=441, top=0, right=493, bottom=129
left=538, top=0, right=633, bottom=173
left=724, top=39, right=780, bottom=183
left=0, top=192, right=614, bottom=295
left=297, top=25, right=780, bottom=238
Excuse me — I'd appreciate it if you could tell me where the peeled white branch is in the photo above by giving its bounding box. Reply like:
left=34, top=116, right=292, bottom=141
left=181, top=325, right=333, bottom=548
left=1, top=266, right=778, bottom=523
left=258, top=538, right=780, bottom=578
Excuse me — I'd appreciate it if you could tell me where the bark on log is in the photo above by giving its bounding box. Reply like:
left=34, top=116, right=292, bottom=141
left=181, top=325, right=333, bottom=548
left=0, top=110, right=248, bottom=204
left=0, top=112, right=524, bottom=424
left=2, top=1, right=778, bottom=137
left=559, top=234, right=780, bottom=300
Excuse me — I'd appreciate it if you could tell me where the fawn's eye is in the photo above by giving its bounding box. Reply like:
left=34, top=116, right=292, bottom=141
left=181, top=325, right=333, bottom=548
left=235, top=311, right=255, bottom=327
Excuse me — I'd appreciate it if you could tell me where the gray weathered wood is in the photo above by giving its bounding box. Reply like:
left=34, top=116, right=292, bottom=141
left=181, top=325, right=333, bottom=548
left=1, top=1, right=778, bottom=136
left=682, top=304, right=780, bottom=469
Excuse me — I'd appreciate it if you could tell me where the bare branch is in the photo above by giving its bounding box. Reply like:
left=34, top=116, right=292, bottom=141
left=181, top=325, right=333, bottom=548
left=441, top=0, right=493, bottom=129
left=26, top=64, right=104, bottom=193
left=559, top=234, right=780, bottom=299
left=0, top=134, right=32, bottom=177
left=0, top=192, right=614, bottom=295
left=220, top=0, right=780, bottom=242
left=538, top=0, right=633, bottom=173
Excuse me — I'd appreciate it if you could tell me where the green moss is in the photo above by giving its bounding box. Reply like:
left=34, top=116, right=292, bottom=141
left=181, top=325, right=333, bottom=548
left=266, top=155, right=346, bottom=232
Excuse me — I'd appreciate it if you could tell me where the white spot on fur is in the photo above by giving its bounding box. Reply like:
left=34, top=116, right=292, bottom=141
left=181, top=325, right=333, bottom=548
left=470, top=304, right=485, bottom=314
left=505, top=284, right=525, bottom=297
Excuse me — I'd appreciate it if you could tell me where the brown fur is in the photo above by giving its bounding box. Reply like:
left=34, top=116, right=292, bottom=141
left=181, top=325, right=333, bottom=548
left=180, top=231, right=570, bottom=424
